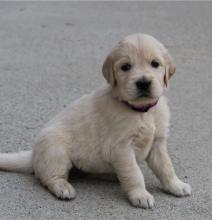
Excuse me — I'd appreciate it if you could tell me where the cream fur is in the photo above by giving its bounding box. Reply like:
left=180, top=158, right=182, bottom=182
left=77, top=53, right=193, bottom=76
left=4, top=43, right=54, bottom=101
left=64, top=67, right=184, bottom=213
left=0, top=34, right=191, bottom=208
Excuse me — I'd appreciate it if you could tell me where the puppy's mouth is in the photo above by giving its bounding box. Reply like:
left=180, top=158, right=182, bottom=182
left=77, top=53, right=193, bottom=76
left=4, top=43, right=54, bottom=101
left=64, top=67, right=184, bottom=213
left=137, top=90, right=153, bottom=99
left=137, top=93, right=152, bottom=99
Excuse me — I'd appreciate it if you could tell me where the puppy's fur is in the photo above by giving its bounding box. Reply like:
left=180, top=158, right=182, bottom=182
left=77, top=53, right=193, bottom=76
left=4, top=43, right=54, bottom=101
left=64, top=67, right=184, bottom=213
left=0, top=34, right=191, bottom=208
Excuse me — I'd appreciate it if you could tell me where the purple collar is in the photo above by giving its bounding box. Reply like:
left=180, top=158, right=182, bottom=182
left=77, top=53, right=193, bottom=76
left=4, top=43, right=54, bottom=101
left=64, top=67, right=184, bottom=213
left=122, top=100, right=158, bottom=112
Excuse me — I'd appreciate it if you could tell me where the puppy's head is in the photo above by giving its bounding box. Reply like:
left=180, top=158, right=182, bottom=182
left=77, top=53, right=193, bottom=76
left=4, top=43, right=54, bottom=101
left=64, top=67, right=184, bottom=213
left=102, top=34, right=176, bottom=107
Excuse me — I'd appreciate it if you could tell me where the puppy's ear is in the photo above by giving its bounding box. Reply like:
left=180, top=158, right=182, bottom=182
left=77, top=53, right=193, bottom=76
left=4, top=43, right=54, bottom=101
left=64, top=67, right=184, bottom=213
left=102, top=53, right=116, bottom=87
left=164, top=51, right=176, bottom=87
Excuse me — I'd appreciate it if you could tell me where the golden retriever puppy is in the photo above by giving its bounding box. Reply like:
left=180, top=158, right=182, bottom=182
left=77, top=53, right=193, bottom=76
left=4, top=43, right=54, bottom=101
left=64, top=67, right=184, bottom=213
left=0, top=34, right=191, bottom=208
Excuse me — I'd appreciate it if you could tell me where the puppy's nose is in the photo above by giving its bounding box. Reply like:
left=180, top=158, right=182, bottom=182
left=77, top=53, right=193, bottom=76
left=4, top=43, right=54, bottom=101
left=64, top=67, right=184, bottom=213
left=136, top=77, right=151, bottom=91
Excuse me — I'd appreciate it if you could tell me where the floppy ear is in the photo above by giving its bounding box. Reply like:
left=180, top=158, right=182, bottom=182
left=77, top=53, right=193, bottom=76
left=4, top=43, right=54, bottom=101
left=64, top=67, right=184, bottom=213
left=164, top=52, right=176, bottom=87
left=102, top=53, right=116, bottom=87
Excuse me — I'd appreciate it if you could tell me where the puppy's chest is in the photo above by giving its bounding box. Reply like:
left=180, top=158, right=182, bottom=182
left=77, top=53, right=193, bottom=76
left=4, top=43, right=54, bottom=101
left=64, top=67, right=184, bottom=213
left=131, top=117, right=156, bottom=161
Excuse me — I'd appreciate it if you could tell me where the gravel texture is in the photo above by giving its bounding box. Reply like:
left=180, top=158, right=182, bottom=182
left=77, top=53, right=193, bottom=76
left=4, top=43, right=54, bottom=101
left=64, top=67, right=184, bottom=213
left=0, top=2, right=211, bottom=220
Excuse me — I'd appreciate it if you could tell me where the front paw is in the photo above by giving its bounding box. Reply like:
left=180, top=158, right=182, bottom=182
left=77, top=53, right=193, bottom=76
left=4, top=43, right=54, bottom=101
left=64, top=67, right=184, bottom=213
left=128, top=189, right=155, bottom=209
left=163, top=178, right=192, bottom=197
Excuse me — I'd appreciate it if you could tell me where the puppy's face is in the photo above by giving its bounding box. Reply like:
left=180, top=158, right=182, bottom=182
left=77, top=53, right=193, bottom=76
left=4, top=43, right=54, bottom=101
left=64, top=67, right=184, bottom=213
left=103, top=34, right=176, bottom=106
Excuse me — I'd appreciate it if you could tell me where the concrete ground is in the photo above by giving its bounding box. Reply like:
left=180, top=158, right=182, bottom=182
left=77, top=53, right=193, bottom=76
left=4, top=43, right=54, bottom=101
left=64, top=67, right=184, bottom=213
left=0, top=2, right=211, bottom=220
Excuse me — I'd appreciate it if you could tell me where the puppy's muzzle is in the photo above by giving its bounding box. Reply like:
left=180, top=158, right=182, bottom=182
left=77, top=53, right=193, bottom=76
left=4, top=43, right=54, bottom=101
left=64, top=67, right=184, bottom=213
left=135, top=77, right=152, bottom=97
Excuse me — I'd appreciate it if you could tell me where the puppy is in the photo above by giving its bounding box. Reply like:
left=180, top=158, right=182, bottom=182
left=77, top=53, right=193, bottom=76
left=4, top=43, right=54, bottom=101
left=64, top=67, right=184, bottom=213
left=0, top=34, right=191, bottom=208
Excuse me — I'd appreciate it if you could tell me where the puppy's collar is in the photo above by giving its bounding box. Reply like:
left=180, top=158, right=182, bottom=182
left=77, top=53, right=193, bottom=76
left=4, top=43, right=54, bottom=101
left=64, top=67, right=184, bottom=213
left=122, top=100, right=158, bottom=112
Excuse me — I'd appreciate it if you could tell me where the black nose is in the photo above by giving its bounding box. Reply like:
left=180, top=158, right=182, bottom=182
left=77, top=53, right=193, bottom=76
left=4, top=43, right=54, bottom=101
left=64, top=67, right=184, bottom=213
left=136, top=77, right=151, bottom=92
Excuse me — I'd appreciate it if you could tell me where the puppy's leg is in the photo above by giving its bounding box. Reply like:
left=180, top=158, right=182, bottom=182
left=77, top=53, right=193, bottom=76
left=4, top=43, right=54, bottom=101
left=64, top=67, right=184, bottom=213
left=33, top=143, right=76, bottom=200
left=146, top=138, right=191, bottom=197
left=111, top=146, right=154, bottom=208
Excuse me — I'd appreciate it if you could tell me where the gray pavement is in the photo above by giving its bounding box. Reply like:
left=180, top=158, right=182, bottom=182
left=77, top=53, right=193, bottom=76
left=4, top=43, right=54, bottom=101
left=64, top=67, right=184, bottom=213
left=0, top=2, right=212, bottom=220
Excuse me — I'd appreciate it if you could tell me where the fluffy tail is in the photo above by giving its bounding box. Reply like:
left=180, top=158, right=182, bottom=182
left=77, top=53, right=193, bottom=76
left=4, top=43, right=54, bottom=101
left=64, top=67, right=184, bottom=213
left=0, top=150, right=33, bottom=174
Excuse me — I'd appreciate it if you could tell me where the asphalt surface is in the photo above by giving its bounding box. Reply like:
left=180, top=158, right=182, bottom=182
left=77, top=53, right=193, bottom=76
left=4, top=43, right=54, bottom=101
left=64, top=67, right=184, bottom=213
left=0, top=2, right=212, bottom=220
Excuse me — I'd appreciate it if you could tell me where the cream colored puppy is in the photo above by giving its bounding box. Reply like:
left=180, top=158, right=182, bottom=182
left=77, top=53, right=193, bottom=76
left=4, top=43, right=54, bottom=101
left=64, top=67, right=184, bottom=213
left=0, top=34, right=191, bottom=208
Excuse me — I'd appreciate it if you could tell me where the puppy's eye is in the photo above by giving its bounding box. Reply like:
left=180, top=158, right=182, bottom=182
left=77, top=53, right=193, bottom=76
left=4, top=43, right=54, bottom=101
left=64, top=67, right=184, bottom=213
left=151, top=60, right=160, bottom=68
left=121, top=63, right=132, bottom=72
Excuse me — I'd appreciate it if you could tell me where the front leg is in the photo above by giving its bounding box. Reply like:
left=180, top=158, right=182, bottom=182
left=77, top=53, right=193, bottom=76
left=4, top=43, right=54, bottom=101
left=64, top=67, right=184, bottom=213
left=111, top=145, right=154, bottom=208
left=146, top=137, right=191, bottom=196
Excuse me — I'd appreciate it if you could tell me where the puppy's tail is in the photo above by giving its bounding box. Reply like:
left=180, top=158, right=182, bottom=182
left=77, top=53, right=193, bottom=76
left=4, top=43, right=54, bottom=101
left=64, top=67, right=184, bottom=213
left=0, top=150, right=33, bottom=174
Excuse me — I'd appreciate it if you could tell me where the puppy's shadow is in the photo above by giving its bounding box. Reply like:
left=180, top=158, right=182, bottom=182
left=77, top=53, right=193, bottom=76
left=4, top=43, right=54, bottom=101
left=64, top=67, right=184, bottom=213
left=68, top=167, right=126, bottom=203
left=69, top=167, right=118, bottom=183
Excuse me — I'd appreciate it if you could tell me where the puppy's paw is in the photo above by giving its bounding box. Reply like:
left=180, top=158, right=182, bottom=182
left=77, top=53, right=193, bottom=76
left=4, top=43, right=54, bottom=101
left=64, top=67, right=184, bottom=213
left=163, top=178, right=191, bottom=197
left=128, top=189, right=155, bottom=209
left=49, top=179, right=76, bottom=200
